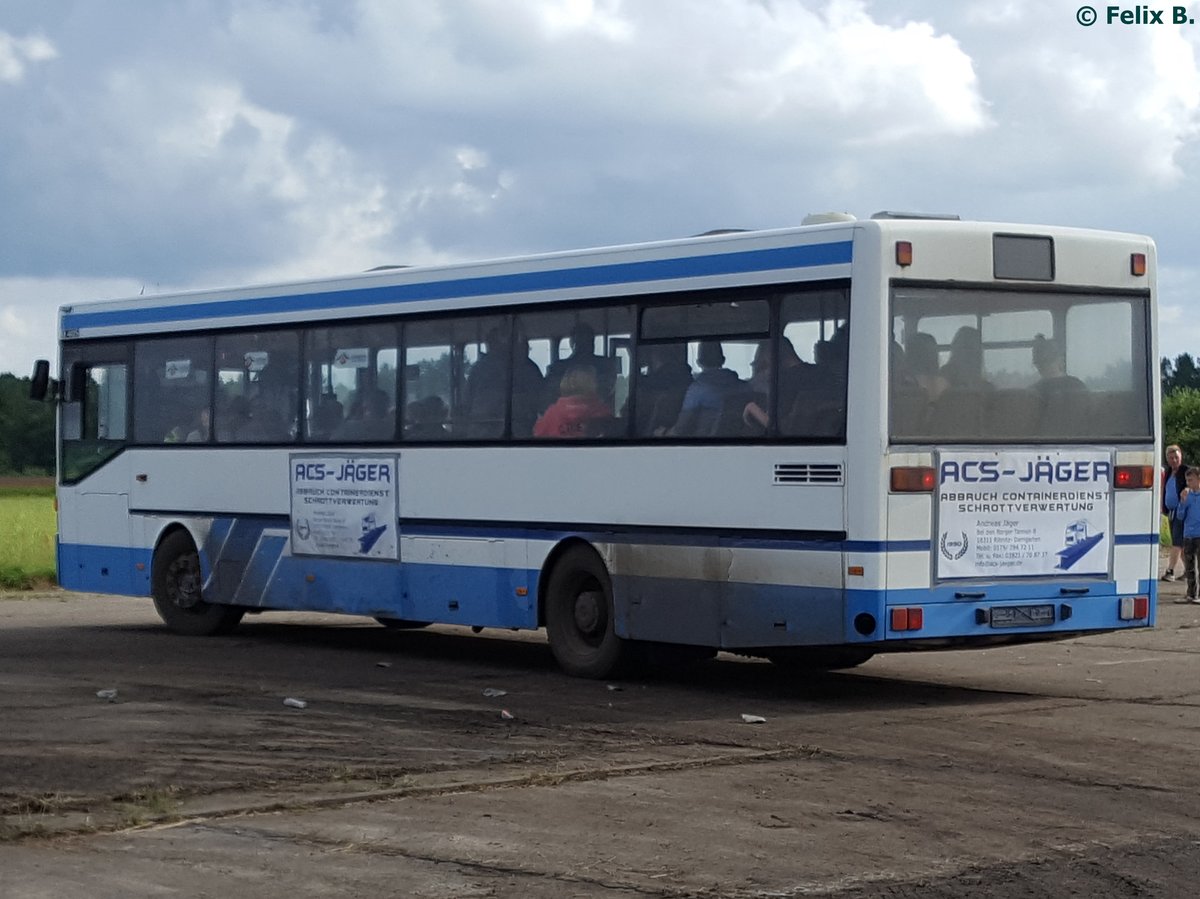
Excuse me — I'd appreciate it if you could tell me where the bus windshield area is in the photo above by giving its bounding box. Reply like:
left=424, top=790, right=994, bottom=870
left=890, top=286, right=1152, bottom=444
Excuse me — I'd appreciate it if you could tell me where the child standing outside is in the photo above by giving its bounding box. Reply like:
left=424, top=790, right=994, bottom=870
left=1164, top=466, right=1200, bottom=603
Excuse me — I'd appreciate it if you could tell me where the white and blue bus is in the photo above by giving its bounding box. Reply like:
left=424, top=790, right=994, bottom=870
left=35, top=213, right=1160, bottom=677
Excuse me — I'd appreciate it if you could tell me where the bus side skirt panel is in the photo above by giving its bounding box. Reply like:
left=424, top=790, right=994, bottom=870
left=56, top=540, right=151, bottom=597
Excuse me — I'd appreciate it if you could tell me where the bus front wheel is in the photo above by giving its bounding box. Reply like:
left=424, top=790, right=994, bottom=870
left=152, top=531, right=244, bottom=636
left=545, top=546, right=631, bottom=679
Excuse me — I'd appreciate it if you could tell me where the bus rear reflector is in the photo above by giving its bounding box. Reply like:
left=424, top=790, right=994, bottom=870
left=890, top=607, right=924, bottom=631
left=1119, top=596, right=1149, bottom=621
left=1131, top=253, right=1146, bottom=276
left=1113, top=465, right=1154, bottom=489
left=890, top=466, right=936, bottom=492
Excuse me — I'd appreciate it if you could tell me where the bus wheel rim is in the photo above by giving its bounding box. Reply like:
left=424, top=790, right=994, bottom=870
left=573, top=588, right=604, bottom=637
left=168, top=557, right=202, bottom=609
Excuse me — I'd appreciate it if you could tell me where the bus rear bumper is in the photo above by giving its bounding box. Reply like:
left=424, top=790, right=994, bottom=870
left=845, top=580, right=1157, bottom=646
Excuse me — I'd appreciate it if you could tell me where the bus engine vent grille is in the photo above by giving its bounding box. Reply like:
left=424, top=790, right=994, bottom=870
left=774, top=463, right=844, bottom=485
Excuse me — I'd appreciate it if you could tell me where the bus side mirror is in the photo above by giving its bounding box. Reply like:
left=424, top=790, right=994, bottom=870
left=29, top=360, right=57, bottom=400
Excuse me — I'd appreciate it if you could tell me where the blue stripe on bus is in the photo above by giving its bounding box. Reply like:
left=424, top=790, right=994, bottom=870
left=404, top=524, right=928, bottom=552
left=1113, top=533, right=1160, bottom=545
left=62, top=241, right=854, bottom=331
left=843, top=540, right=930, bottom=553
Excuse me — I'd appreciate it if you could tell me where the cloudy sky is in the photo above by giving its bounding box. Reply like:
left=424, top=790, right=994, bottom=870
left=1, top=0, right=1197, bottom=377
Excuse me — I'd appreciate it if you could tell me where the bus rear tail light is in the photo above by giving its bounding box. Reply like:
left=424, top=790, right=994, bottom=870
left=890, top=607, right=924, bottom=631
left=895, top=241, right=913, bottom=266
left=890, top=466, right=936, bottom=492
left=1113, top=465, right=1154, bottom=489
left=1131, top=253, right=1146, bottom=276
left=1119, top=596, right=1149, bottom=621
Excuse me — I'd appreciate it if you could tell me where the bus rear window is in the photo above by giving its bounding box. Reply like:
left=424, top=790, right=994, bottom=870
left=890, top=287, right=1152, bottom=443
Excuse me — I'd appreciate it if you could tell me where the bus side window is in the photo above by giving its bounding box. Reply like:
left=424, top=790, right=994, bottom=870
left=404, top=321, right=454, bottom=441
left=460, top=316, right=513, bottom=439
left=779, top=290, right=849, bottom=440
left=133, top=336, right=213, bottom=444
left=305, top=325, right=399, bottom=443
left=638, top=299, right=767, bottom=439
left=519, top=306, right=632, bottom=440
left=214, top=332, right=300, bottom=444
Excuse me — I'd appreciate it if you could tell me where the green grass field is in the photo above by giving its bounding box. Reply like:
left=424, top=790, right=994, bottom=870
left=0, top=484, right=56, bottom=590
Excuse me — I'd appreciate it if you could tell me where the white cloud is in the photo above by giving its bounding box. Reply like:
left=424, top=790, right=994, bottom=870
left=0, top=30, right=56, bottom=84
left=764, top=0, right=990, bottom=141
left=224, top=0, right=987, bottom=144
left=535, top=0, right=632, bottom=40
left=0, top=1, right=1197, bottom=375
left=1158, top=264, right=1200, bottom=364
left=1140, top=29, right=1200, bottom=182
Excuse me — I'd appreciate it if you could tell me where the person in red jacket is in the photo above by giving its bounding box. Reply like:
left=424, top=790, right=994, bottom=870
left=534, top=367, right=613, bottom=439
left=1163, top=444, right=1187, bottom=581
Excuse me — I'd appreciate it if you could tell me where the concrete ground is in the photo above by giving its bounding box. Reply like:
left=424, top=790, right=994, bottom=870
left=1, top=568, right=1197, bottom=898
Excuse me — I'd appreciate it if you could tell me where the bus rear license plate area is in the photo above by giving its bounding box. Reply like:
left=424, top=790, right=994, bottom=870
left=988, top=604, right=1056, bottom=628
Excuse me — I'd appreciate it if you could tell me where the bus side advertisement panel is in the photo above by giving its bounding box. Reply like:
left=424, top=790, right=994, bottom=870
left=289, top=454, right=399, bottom=560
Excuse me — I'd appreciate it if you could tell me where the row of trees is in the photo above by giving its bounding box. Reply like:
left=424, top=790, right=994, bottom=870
left=1162, top=353, right=1200, bottom=465
left=0, top=355, right=1195, bottom=476
left=0, top=375, right=54, bottom=475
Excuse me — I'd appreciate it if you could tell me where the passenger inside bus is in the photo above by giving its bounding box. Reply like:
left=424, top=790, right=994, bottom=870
left=184, top=408, right=210, bottom=443
left=465, top=326, right=544, bottom=438
left=742, top=337, right=812, bottom=432
left=511, top=326, right=546, bottom=437
left=243, top=396, right=290, bottom=442
left=669, top=340, right=744, bottom=437
left=1032, top=333, right=1088, bottom=433
left=310, top=392, right=345, bottom=439
left=631, top=344, right=692, bottom=436
left=782, top=327, right=848, bottom=437
left=907, top=332, right=949, bottom=402
left=334, top=387, right=393, bottom=441
left=464, top=327, right=509, bottom=437
left=543, top=322, right=616, bottom=411
left=404, top=394, right=449, bottom=440
left=890, top=332, right=946, bottom=436
left=929, top=326, right=991, bottom=437
left=533, top=367, right=613, bottom=438
left=939, top=326, right=988, bottom=389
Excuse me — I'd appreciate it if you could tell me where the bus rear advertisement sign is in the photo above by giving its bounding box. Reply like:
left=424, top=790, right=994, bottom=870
left=288, top=454, right=399, bottom=560
left=936, top=450, right=1112, bottom=580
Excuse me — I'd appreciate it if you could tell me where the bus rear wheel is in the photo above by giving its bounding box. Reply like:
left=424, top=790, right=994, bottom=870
left=545, top=546, right=632, bottom=679
left=152, top=531, right=244, bottom=636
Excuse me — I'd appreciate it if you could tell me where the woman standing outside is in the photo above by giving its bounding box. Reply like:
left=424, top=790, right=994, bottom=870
left=1163, top=444, right=1187, bottom=581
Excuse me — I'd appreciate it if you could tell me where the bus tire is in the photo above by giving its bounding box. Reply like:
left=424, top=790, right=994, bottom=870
left=767, top=647, right=874, bottom=671
left=151, top=531, right=244, bottom=636
left=374, top=617, right=430, bottom=630
left=545, top=545, right=631, bottom=679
